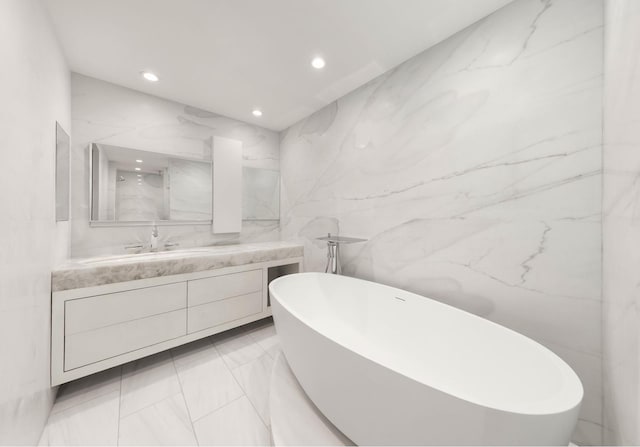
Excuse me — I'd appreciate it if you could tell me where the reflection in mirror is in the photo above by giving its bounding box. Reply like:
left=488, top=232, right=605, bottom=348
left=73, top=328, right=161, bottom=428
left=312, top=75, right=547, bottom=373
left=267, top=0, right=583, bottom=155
left=243, top=167, right=280, bottom=220
left=90, top=143, right=212, bottom=223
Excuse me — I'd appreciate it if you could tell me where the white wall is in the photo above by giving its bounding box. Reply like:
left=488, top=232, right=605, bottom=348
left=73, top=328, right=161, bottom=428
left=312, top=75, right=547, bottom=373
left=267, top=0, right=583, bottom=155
left=0, top=0, right=71, bottom=443
left=280, top=0, right=603, bottom=444
left=70, top=74, right=280, bottom=257
left=603, top=1, right=640, bottom=444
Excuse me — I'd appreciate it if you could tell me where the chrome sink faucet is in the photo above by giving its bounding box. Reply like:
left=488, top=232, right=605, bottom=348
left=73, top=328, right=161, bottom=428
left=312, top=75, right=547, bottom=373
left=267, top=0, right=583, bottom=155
left=124, top=225, right=180, bottom=252
left=150, top=225, right=159, bottom=251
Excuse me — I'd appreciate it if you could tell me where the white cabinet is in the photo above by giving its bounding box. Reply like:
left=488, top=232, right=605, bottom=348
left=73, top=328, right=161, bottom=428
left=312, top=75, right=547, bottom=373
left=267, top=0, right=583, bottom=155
left=188, top=269, right=262, bottom=307
left=66, top=310, right=187, bottom=370
left=51, top=258, right=301, bottom=385
left=187, top=269, right=263, bottom=334
left=63, top=282, right=187, bottom=370
left=188, top=292, right=262, bottom=334
left=212, top=136, right=242, bottom=233
left=65, top=282, right=186, bottom=335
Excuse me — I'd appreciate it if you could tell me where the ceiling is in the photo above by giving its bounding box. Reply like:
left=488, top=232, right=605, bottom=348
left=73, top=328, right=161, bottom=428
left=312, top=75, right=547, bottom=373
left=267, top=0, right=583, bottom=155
left=44, top=0, right=512, bottom=131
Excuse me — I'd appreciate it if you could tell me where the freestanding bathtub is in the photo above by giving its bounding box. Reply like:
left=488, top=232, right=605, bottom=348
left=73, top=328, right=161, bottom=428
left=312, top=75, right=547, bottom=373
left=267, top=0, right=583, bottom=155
left=270, top=272, right=583, bottom=446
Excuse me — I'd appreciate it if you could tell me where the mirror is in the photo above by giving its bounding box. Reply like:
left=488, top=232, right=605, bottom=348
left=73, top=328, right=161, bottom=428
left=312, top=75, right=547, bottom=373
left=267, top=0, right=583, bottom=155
left=56, top=122, right=70, bottom=222
left=90, top=143, right=212, bottom=223
left=89, top=142, right=280, bottom=225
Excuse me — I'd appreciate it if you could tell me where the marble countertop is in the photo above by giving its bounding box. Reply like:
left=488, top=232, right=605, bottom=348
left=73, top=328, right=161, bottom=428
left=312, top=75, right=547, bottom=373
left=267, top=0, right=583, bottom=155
left=52, top=241, right=304, bottom=292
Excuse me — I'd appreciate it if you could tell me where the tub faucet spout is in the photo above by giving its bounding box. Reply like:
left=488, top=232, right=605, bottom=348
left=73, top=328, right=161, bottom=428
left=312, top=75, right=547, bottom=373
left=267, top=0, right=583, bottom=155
left=326, top=240, right=340, bottom=275
left=316, top=233, right=367, bottom=275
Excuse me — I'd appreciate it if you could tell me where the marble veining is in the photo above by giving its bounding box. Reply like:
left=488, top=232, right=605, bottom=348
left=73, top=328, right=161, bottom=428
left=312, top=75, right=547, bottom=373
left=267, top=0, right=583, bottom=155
left=243, top=167, right=280, bottom=220
left=279, top=0, right=603, bottom=444
left=52, top=241, right=303, bottom=292
left=70, top=74, right=281, bottom=258
left=602, top=0, right=640, bottom=444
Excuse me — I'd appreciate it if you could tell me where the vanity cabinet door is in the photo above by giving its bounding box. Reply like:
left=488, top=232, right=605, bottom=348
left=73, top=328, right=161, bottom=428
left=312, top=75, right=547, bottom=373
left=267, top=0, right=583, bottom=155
left=188, top=292, right=263, bottom=333
left=187, top=269, right=262, bottom=306
left=187, top=269, right=264, bottom=333
left=64, top=282, right=187, bottom=370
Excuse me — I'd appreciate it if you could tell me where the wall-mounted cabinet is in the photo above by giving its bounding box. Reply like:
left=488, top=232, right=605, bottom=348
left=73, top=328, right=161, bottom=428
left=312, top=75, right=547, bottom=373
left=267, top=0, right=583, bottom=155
left=51, top=256, right=302, bottom=385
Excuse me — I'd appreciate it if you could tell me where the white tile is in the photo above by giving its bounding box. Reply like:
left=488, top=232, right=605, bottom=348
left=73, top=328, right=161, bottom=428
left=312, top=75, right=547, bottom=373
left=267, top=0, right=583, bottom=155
left=232, top=353, right=274, bottom=426
left=193, top=396, right=270, bottom=446
left=270, top=353, right=352, bottom=446
left=249, top=322, right=281, bottom=359
left=120, top=351, right=181, bottom=418
left=39, top=390, right=120, bottom=446
left=170, top=336, right=218, bottom=369
left=51, top=367, right=121, bottom=415
left=118, top=393, right=197, bottom=446
left=214, top=331, right=266, bottom=369
left=173, top=343, right=243, bottom=421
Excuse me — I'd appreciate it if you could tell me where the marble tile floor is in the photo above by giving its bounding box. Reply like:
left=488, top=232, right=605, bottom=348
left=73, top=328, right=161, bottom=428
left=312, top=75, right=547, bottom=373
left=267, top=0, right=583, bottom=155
left=39, top=318, right=280, bottom=446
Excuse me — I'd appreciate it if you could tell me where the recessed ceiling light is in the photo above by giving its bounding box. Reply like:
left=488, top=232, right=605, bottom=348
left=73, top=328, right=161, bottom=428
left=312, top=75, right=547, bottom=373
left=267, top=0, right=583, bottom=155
left=135, top=167, right=141, bottom=171
left=311, top=56, right=326, bottom=69
left=252, top=109, right=263, bottom=117
left=136, top=159, right=143, bottom=163
left=141, top=71, right=159, bottom=82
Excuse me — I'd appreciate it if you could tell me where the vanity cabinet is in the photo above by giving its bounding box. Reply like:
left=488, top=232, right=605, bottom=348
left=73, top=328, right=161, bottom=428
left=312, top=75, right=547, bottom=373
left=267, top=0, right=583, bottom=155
left=51, top=257, right=301, bottom=385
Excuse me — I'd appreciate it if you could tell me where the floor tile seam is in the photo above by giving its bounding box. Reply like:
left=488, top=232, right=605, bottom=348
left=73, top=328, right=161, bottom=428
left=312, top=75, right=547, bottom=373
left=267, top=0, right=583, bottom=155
left=50, top=384, right=120, bottom=416
left=169, top=349, right=201, bottom=446
left=217, top=337, right=268, bottom=370
left=116, top=366, right=123, bottom=446
left=172, top=345, right=224, bottom=371
left=48, top=386, right=121, bottom=420
left=228, top=355, right=271, bottom=429
left=119, top=373, right=183, bottom=419
left=118, top=390, right=188, bottom=423
left=121, top=357, right=176, bottom=380
left=190, top=394, right=246, bottom=425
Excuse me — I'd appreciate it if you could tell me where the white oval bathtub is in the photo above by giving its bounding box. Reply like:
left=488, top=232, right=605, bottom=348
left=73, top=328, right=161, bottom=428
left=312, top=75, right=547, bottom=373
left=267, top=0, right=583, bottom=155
left=269, top=272, right=583, bottom=446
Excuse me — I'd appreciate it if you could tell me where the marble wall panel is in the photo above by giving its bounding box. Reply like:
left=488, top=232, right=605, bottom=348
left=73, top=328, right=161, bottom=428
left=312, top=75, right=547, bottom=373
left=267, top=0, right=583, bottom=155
left=243, top=167, right=280, bottom=220
left=279, top=0, right=603, bottom=443
left=0, top=0, right=71, bottom=443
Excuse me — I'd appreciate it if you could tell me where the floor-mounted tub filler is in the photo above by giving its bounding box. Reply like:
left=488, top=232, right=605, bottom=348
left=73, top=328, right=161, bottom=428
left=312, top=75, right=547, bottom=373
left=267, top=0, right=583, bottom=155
left=269, top=272, right=583, bottom=446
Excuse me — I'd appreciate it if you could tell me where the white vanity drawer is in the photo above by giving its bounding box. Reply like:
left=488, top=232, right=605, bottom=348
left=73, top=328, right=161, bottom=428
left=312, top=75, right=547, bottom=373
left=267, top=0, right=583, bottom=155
left=64, top=309, right=186, bottom=370
left=188, top=291, right=262, bottom=334
left=188, top=269, right=262, bottom=307
left=65, top=282, right=186, bottom=335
